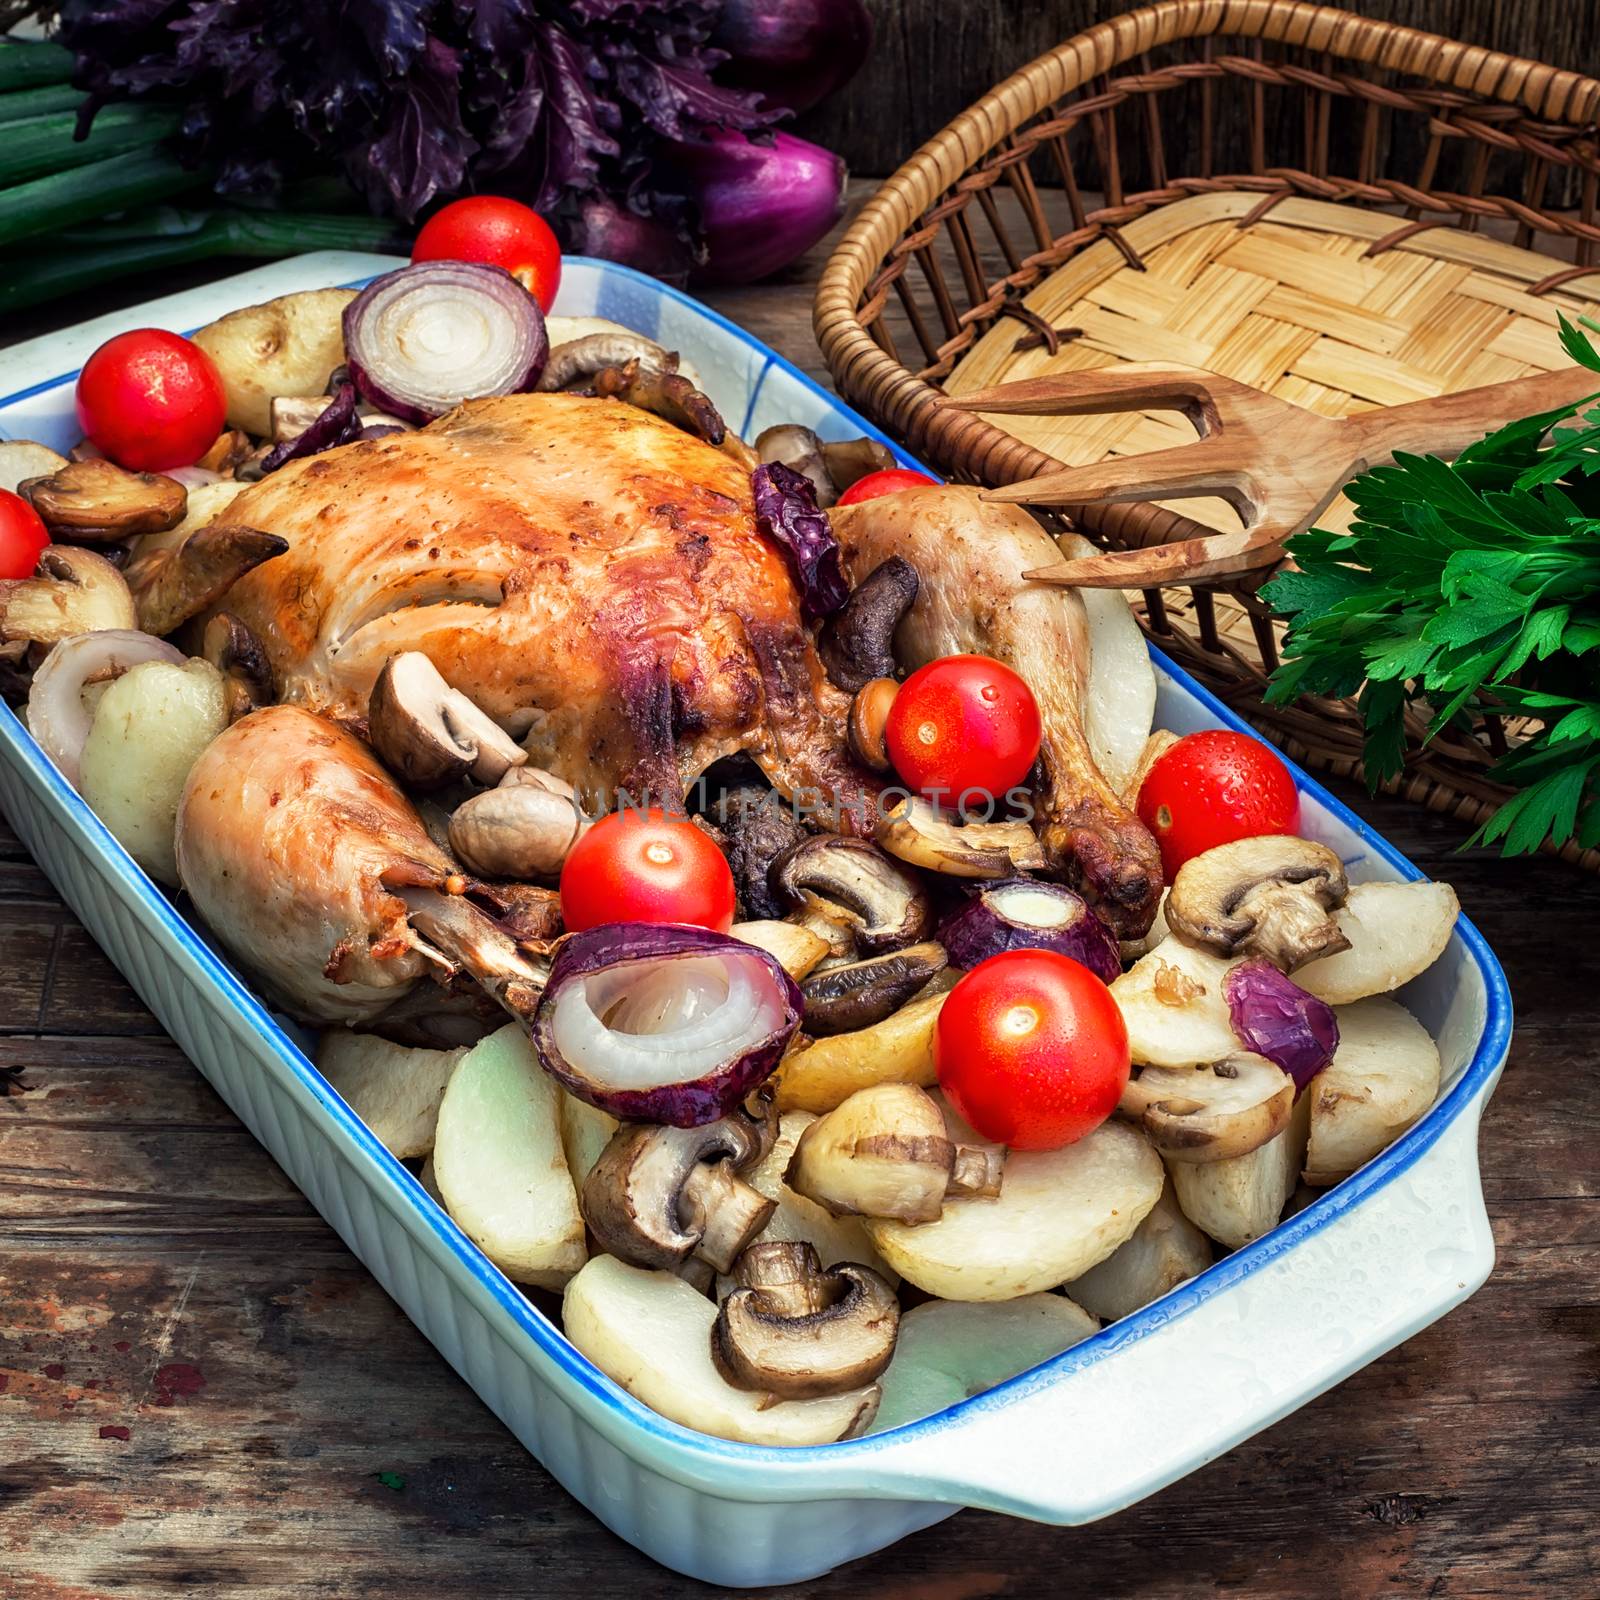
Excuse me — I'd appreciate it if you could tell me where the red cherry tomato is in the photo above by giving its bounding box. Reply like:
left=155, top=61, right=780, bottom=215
left=413, top=196, right=563, bottom=312
left=75, top=329, right=226, bottom=473
left=1137, top=728, right=1300, bottom=879
left=936, top=949, right=1129, bottom=1150
left=835, top=467, right=938, bottom=507
left=560, top=806, right=736, bottom=933
left=0, top=489, right=49, bottom=581
left=885, top=653, right=1042, bottom=805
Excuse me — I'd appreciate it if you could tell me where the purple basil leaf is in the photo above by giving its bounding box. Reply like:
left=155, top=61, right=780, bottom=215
left=1224, top=958, right=1339, bottom=1092
left=752, top=461, right=850, bottom=621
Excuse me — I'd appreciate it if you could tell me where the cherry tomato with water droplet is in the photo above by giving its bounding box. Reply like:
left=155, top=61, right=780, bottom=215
left=560, top=806, right=736, bottom=933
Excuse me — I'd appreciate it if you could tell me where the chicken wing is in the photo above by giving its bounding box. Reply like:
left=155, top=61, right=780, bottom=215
left=831, top=486, right=1163, bottom=936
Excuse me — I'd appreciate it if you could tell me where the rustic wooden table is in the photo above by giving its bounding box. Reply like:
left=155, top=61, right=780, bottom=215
left=1, top=215, right=1595, bottom=1600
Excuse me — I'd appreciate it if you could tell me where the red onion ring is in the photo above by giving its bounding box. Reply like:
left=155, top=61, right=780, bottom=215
left=533, top=922, right=801, bottom=1126
left=27, top=630, right=185, bottom=789
left=342, top=262, right=549, bottom=426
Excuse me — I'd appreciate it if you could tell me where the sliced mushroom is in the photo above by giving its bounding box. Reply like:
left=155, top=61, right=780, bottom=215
left=367, top=651, right=527, bottom=789
left=200, top=611, right=275, bottom=721
left=800, top=942, right=947, bottom=1036
left=1119, top=1053, right=1294, bottom=1162
left=773, top=833, right=932, bottom=955
left=537, top=330, right=674, bottom=392
left=819, top=556, right=920, bottom=693
left=757, top=424, right=837, bottom=507
left=448, top=778, right=587, bottom=879
left=563, top=1255, right=880, bottom=1444
left=785, top=1082, right=1001, bottom=1224
left=125, top=523, right=289, bottom=637
left=711, top=1240, right=899, bottom=1399
left=20, top=457, right=186, bottom=541
left=195, top=429, right=253, bottom=476
left=847, top=677, right=899, bottom=772
left=0, top=545, right=136, bottom=649
left=817, top=436, right=896, bottom=493
left=876, top=794, right=1047, bottom=879
left=711, top=784, right=808, bottom=921
left=580, top=1093, right=778, bottom=1273
left=1167, top=835, right=1350, bottom=973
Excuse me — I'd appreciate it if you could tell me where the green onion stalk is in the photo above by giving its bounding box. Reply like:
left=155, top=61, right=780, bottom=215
left=0, top=208, right=412, bottom=314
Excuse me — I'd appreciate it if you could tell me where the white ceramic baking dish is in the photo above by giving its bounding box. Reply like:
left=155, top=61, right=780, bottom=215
left=0, top=254, right=1511, bottom=1589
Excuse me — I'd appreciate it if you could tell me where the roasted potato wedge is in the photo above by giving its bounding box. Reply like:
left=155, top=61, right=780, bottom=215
left=774, top=990, right=945, bottom=1113
left=316, top=1031, right=465, bottom=1159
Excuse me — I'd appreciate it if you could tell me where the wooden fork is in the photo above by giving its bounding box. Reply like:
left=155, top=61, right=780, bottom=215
left=939, top=362, right=1600, bottom=588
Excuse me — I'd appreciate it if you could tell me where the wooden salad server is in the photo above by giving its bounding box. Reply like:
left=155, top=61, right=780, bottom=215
left=940, top=361, right=1600, bottom=588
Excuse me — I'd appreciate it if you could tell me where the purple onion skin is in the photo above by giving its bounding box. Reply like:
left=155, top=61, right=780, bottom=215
left=937, top=879, right=1121, bottom=985
left=1224, top=959, right=1339, bottom=1092
left=751, top=460, right=850, bottom=619
left=670, top=130, right=847, bottom=284
left=342, top=262, right=548, bottom=425
left=711, top=0, right=875, bottom=115
left=531, top=921, right=803, bottom=1128
left=563, top=196, right=695, bottom=287
left=261, top=382, right=363, bottom=473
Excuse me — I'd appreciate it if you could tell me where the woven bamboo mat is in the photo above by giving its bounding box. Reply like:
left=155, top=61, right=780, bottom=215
left=945, top=192, right=1600, bottom=541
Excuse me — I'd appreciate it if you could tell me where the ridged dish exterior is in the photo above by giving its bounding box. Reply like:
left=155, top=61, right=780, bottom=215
left=0, top=255, right=1511, bottom=1588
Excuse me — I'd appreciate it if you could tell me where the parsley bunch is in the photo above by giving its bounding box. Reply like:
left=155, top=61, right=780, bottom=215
left=1263, top=316, right=1600, bottom=856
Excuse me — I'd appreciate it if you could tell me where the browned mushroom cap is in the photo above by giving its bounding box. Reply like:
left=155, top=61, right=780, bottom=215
left=847, top=678, right=899, bottom=773
left=773, top=834, right=933, bottom=955
left=580, top=1092, right=778, bottom=1274
left=820, top=557, right=920, bottom=694
left=537, top=330, right=675, bottom=391
left=817, top=437, right=896, bottom=493
left=367, top=651, right=527, bottom=789
left=125, top=523, right=288, bottom=637
left=710, top=1240, right=899, bottom=1399
left=756, top=424, right=837, bottom=507
left=876, top=795, right=1048, bottom=879
left=0, top=546, right=136, bottom=649
left=20, top=458, right=186, bottom=542
left=200, top=612, right=275, bottom=722
left=590, top=358, right=729, bottom=448
left=800, top=942, right=947, bottom=1036
left=1166, top=835, right=1351, bottom=973
left=1119, top=1054, right=1294, bottom=1162
left=785, top=1083, right=1002, bottom=1224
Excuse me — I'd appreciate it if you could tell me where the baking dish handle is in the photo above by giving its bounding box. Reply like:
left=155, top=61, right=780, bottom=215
left=855, top=1095, right=1496, bottom=1524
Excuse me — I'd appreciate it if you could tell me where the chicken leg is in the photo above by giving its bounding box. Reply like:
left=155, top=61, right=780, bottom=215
left=831, top=485, right=1163, bottom=936
left=175, top=705, right=553, bottom=1026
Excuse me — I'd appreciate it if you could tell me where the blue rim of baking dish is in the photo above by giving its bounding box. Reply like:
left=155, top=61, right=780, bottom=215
left=0, top=257, right=1513, bottom=1492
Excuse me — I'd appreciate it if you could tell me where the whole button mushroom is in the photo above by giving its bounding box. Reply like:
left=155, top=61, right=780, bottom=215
left=448, top=770, right=588, bottom=879
left=710, top=1240, right=900, bottom=1400
left=818, top=555, right=920, bottom=694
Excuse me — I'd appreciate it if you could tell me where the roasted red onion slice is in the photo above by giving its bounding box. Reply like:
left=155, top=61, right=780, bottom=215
left=751, top=460, right=849, bottom=620
left=532, top=923, right=801, bottom=1126
left=937, top=878, right=1120, bottom=984
left=342, top=262, right=549, bottom=426
left=27, top=629, right=185, bottom=789
left=1224, top=958, right=1338, bottom=1091
left=261, top=381, right=363, bottom=473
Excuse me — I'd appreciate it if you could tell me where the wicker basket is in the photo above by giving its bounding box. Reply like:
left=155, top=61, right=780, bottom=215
left=815, top=0, right=1600, bottom=869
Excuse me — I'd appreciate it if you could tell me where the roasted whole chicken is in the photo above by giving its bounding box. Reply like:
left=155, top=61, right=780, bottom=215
left=211, top=393, right=873, bottom=823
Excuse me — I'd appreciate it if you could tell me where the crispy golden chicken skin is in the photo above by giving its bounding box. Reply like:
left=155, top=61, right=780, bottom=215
left=211, top=394, right=873, bottom=824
